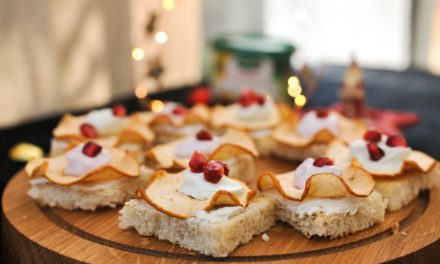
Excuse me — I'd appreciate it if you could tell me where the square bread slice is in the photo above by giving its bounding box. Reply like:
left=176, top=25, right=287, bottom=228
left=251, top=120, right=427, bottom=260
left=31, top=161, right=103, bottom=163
left=119, top=196, right=276, bottom=257
left=27, top=166, right=153, bottom=211
left=270, top=191, right=387, bottom=239
left=375, top=165, right=440, bottom=212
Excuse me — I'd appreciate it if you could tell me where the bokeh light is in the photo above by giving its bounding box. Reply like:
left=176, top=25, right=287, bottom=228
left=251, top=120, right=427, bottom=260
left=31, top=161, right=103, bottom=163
left=294, top=94, right=307, bottom=107
left=131, top=48, right=145, bottom=61
left=155, top=32, right=168, bottom=44
left=162, top=0, right=175, bottom=10
left=151, top=100, right=164, bottom=112
left=135, top=85, right=148, bottom=99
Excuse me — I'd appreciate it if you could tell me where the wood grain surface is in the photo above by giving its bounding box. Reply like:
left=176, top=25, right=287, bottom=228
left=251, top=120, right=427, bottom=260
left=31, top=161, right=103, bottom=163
left=3, top=158, right=440, bottom=263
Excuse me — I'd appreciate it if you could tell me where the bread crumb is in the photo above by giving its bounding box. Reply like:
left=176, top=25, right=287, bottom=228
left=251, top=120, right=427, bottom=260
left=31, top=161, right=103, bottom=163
left=262, top=233, right=270, bottom=242
left=391, top=222, right=399, bottom=235
left=401, top=231, right=408, bottom=236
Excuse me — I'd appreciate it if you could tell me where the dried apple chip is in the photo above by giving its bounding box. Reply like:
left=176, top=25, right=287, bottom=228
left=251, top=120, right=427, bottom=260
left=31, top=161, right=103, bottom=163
left=273, top=113, right=366, bottom=148
left=136, top=170, right=256, bottom=219
left=211, top=104, right=281, bottom=131
left=146, top=128, right=258, bottom=169
left=257, top=166, right=374, bottom=200
left=25, top=148, right=139, bottom=186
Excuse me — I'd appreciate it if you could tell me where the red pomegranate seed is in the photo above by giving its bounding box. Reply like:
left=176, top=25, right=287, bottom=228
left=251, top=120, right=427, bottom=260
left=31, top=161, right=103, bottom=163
left=238, top=96, right=254, bottom=107
left=363, top=129, right=381, bottom=143
left=315, top=109, right=329, bottom=118
left=172, top=105, right=187, bottom=115
left=82, top=141, right=102, bottom=157
left=214, top=161, right=230, bottom=176
left=188, top=151, right=206, bottom=173
left=196, top=130, right=213, bottom=141
left=367, top=142, right=385, bottom=161
left=256, top=95, right=266, bottom=106
left=203, top=160, right=224, bottom=183
left=313, top=157, right=334, bottom=167
left=386, top=135, right=407, bottom=147
left=80, top=123, right=98, bottom=138
left=112, top=104, right=127, bottom=117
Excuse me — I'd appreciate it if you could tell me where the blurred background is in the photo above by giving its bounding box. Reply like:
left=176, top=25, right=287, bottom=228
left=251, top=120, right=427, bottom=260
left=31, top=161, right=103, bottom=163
left=1, top=0, right=440, bottom=128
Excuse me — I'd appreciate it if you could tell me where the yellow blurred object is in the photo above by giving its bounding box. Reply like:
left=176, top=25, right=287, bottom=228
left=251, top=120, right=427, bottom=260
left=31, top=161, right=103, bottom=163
left=287, top=85, right=302, bottom=97
left=294, top=95, right=307, bottom=107
left=162, top=0, right=175, bottom=10
left=131, top=48, right=145, bottom=61
left=9, top=143, right=44, bottom=162
left=151, top=100, right=164, bottom=113
left=287, top=76, right=299, bottom=87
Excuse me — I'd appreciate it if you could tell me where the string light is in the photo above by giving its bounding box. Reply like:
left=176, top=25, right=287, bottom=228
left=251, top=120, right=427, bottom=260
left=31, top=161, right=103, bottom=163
left=162, top=0, right=175, bottom=10
left=151, top=100, right=165, bottom=112
left=131, top=48, right=145, bottom=61
left=294, top=94, right=307, bottom=107
left=135, top=85, right=148, bottom=99
left=155, top=31, right=168, bottom=44
left=287, top=76, right=302, bottom=97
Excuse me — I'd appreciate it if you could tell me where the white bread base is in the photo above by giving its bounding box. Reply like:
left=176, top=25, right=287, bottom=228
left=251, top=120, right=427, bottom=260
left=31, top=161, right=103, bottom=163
left=27, top=166, right=153, bottom=211
left=274, top=191, right=386, bottom=239
left=271, top=142, right=327, bottom=161
left=119, top=197, right=276, bottom=257
left=375, top=165, right=439, bottom=212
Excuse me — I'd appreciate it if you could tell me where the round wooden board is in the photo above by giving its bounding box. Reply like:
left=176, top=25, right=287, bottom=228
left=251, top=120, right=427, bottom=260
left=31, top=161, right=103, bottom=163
left=3, top=158, right=440, bottom=263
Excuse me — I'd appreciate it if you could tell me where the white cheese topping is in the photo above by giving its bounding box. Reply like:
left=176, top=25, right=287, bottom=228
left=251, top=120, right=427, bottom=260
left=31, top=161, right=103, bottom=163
left=159, top=102, right=186, bottom=122
left=236, top=97, right=273, bottom=121
left=191, top=206, right=244, bottom=223
left=296, top=111, right=339, bottom=138
left=84, top=108, right=125, bottom=135
left=174, top=135, right=221, bottom=159
left=294, top=158, right=342, bottom=189
left=265, top=190, right=364, bottom=218
left=349, top=135, right=411, bottom=174
left=64, top=144, right=112, bottom=176
left=179, top=169, right=245, bottom=200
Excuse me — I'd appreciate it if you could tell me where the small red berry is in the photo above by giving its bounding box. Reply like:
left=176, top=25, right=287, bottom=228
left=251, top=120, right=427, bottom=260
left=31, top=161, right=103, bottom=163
left=82, top=141, right=102, bottom=157
left=188, top=151, right=206, bottom=173
left=196, top=130, right=213, bottom=141
left=386, top=135, right=407, bottom=147
left=315, top=109, right=329, bottom=118
left=172, top=105, right=187, bottom=116
left=367, top=142, right=385, bottom=161
left=256, top=95, right=266, bottom=106
left=203, top=161, right=224, bottom=183
left=214, top=161, right=230, bottom=176
left=313, top=157, right=334, bottom=167
left=363, top=129, right=381, bottom=143
left=80, top=123, right=98, bottom=138
left=112, top=104, right=127, bottom=117
left=238, top=96, right=254, bottom=107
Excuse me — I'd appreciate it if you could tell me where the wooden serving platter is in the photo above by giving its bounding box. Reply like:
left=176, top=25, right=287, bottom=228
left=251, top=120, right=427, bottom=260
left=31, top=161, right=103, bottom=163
left=3, top=158, right=440, bottom=263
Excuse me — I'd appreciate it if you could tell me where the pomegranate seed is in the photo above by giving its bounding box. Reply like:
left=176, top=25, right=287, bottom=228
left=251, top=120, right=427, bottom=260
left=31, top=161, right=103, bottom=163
left=80, top=123, right=98, bottom=138
left=172, top=105, right=187, bottom=116
left=367, top=142, right=385, bottom=161
left=238, top=96, right=254, bottom=107
left=82, top=141, right=102, bottom=157
left=256, top=95, right=266, bottom=105
left=216, top=161, right=230, bottom=176
left=112, top=104, right=127, bottom=117
left=363, top=129, right=381, bottom=143
left=188, top=151, right=206, bottom=173
left=196, top=130, right=213, bottom=141
left=386, top=135, right=407, bottom=147
left=203, top=161, right=224, bottom=183
left=313, top=157, right=334, bottom=167
left=315, top=109, right=329, bottom=118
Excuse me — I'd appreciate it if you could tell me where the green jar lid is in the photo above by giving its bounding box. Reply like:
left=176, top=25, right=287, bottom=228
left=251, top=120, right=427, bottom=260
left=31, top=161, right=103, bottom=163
left=213, top=33, right=295, bottom=60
